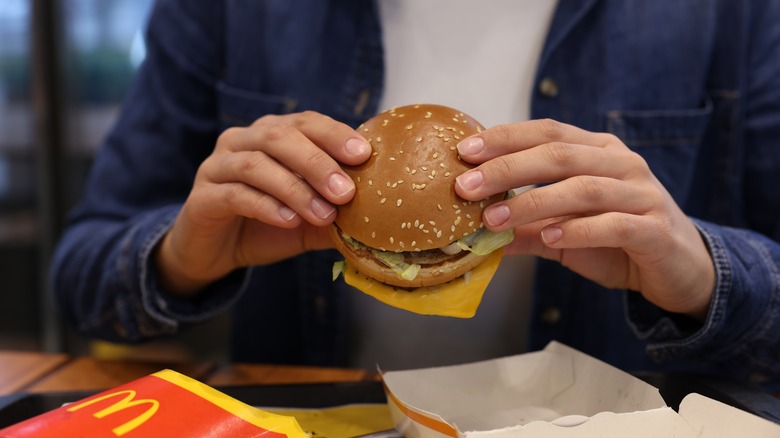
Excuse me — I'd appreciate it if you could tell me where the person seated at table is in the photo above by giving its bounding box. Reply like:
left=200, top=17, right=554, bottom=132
left=51, top=0, right=780, bottom=387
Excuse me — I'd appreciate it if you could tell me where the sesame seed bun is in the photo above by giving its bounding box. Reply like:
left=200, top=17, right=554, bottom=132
left=331, top=104, right=504, bottom=288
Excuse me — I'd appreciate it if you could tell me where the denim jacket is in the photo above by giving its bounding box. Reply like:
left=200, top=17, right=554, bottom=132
left=52, top=0, right=780, bottom=383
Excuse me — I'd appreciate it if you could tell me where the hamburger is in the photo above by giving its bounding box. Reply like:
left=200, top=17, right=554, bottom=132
left=330, top=104, right=514, bottom=317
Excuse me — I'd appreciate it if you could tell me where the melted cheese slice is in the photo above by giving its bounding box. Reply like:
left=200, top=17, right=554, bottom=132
left=343, top=249, right=503, bottom=318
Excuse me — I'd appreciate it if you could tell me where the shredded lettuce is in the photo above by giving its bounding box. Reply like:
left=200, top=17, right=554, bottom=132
left=332, top=261, right=345, bottom=281
left=456, top=227, right=514, bottom=256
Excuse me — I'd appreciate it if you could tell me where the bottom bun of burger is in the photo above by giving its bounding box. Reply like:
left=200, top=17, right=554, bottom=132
left=335, top=242, right=505, bottom=318
left=329, top=224, right=488, bottom=288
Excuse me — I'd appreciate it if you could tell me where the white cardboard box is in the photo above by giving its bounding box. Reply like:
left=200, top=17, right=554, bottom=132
left=381, top=342, right=780, bottom=437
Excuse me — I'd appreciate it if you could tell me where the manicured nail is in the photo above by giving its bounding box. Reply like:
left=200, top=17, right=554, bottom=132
left=311, top=198, right=335, bottom=219
left=456, top=170, right=484, bottom=191
left=328, top=173, right=354, bottom=197
left=279, top=206, right=298, bottom=221
left=541, top=226, right=563, bottom=244
left=457, top=136, right=484, bottom=155
left=484, top=204, right=510, bottom=227
left=345, top=137, right=370, bottom=156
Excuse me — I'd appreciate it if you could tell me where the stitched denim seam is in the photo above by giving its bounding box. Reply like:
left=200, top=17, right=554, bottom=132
left=645, top=222, right=731, bottom=356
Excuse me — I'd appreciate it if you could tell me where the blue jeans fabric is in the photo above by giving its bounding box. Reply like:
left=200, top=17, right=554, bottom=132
left=52, top=0, right=780, bottom=384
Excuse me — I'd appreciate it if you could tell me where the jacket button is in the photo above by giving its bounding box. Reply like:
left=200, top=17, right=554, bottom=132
left=538, top=77, right=559, bottom=97
left=540, top=307, right=561, bottom=325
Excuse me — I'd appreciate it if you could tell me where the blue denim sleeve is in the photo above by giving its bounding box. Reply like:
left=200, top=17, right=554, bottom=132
left=50, top=0, right=247, bottom=342
left=626, top=220, right=780, bottom=379
left=625, top=0, right=780, bottom=380
left=53, top=205, right=250, bottom=342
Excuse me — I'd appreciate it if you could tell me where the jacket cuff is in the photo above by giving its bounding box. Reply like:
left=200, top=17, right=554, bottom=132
left=132, top=205, right=250, bottom=329
left=625, top=219, right=774, bottom=367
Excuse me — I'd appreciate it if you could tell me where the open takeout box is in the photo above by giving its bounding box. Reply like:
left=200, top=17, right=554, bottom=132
left=381, top=342, right=780, bottom=437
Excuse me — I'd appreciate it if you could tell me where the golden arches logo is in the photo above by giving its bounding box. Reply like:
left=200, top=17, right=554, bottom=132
left=67, top=390, right=160, bottom=436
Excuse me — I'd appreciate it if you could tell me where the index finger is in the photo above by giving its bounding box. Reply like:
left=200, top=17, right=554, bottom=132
left=456, top=118, right=614, bottom=163
left=249, top=111, right=373, bottom=166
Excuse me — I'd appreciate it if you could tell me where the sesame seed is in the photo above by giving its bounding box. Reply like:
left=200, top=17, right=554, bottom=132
left=411, top=240, right=416, bottom=246
left=466, top=213, right=472, bottom=219
left=377, top=190, right=382, bottom=196
left=372, top=231, right=376, bottom=238
left=357, top=176, right=361, bottom=182
left=452, top=205, right=459, bottom=209
left=451, top=225, right=456, bottom=232
left=364, top=217, right=369, bottom=223
left=455, top=209, right=461, bottom=214
left=369, top=180, right=373, bottom=186
left=436, top=230, right=442, bottom=238
left=429, top=221, right=436, bottom=226
left=427, top=239, right=433, bottom=244
left=468, top=221, right=475, bottom=227
left=386, top=181, right=391, bottom=187
left=452, top=117, right=459, bottom=122
left=432, top=170, right=437, bottom=177
left=406, top=124, right=413, bottom=130
left=425, top=112, right=432, bottom=118
left=390, top=237, right=394, bottom=244
left=440, top=163, right=445, bottom=168
left=382, top=119, right=389, bottom=126
left=428, top=175, right=434, bottom=180
left=444, top=172, right=451, bottom=177
left=449, top=146, right=456, bottom=151
left=398, top=179, right=404, bottom=184
left=392, top=182, right=398, bottom=188
left=443, top=137, right=451, bottom=142
left=437, top=204, right=442, bottom=210
left=389, top=157, right=396, bottom=161
left=454, top=216, right=462, bottom=225
left=372, top=152, right=378, bottom=156
left=400, top=242, right=405, bottom=248
left=432, top=152, right=439, bottom=159
left=405, top=166, right=411, bottom=173
left=401, top=223, right=407, bottom=229
left=377, top=137, right=382, bottom=142
left=416, top=137, right=423, bottom=142
left=411, top=169, right=417, bottom=175
left=437, top=133, right=444, bottom=138
left=423, top=229, right=430, bottom=234
left=397, top=199, right=403, bottom=207
left=380, top=198, right=387, bottom=204
left=421, top=166, right=428, bottom=171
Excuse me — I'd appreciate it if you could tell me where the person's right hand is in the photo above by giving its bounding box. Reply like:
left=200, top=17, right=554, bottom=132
left=154, top=111, right=372, bottom=296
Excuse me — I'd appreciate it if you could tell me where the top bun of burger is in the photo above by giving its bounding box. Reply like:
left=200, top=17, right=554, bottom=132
left=330, top=104, right=508, bottom=289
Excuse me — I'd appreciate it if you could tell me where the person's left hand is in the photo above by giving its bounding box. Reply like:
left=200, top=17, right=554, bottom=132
left=454, top=119, right=715, bottom=320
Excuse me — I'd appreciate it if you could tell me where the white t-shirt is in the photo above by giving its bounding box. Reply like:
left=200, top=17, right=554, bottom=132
left=345, top=0, right=558, bottom=370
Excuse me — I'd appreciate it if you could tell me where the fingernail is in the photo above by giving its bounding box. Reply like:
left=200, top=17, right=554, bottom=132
left=456, top=170, right=484, bottom=191
left=541, top=226, right=563, bottom=244
left=457, top=136, right=484, bottom=156
left=484, top=204, right=510, bottom=227
left=279, top=206, right=298, bottom=221
left=311, top=197, right=335, bottom=219
left=345, top=137, right=370, bottom=156
left=328, top=173, right=354, bottom=197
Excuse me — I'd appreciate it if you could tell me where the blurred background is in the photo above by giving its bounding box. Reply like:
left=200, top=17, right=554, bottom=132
left=0, top=0, right=228, bottom=361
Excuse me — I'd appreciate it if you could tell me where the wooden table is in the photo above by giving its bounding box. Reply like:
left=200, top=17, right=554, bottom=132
left=0, top=350, right=378, bottom=396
